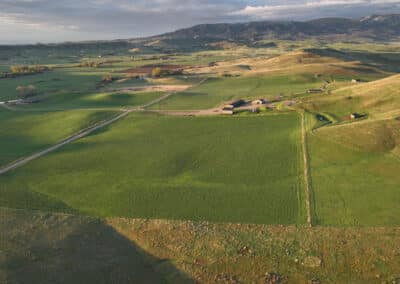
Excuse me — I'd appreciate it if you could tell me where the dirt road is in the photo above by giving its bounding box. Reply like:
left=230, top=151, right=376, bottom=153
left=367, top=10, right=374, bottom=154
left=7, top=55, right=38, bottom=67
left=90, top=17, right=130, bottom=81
left=0, top=77, right=209, bottom=175
left=300, top=111, right=313, bottom=227
left=0, top=110, right=132, bottom=175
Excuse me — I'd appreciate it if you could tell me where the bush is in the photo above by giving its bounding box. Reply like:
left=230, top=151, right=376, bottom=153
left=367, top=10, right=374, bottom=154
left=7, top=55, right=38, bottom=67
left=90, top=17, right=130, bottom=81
left=10, top=65, right=49, bottom=75
left=151, top=67, right=163, bottom=78
left=79, top=61, right=101, bottom=68
left=151, top=67, right=183, bottom=78
left=16, top=85, right=37, bottom=98
left=102, top=74, right=115, bottom=83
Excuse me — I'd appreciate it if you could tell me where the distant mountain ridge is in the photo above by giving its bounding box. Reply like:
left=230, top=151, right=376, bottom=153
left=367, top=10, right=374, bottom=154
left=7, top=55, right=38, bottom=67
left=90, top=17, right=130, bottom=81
left=156, top=14, right=400, bottom=42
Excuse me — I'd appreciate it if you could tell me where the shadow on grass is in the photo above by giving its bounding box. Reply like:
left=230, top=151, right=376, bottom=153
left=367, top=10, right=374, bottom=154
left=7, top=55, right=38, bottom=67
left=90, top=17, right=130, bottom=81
left=1, top=208, right=194, bottom=284
left=306, top=48, right=400, bottom=73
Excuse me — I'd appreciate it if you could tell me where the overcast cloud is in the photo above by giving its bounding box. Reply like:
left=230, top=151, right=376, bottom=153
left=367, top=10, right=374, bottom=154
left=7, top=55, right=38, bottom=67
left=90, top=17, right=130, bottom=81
left=1, top=0, right=399, bottom=44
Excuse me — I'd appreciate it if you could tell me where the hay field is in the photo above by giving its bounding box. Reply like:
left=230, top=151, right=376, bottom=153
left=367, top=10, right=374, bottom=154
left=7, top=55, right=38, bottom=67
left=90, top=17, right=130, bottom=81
left=0, top=112, right=305, bottom=225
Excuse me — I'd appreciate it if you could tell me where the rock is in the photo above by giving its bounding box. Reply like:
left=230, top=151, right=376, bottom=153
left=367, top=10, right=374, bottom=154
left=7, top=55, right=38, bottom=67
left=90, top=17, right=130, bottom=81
left=238, top=245, right=253, bottom=256
left=214, top=273, right=240, bottom=284
left=309, top=278, right=321, bottom=284
left=264, top=272, right=284, bottom=284
left=391, top=277, right=400, bottom=284
left=302, top=256, right=322, bottom=268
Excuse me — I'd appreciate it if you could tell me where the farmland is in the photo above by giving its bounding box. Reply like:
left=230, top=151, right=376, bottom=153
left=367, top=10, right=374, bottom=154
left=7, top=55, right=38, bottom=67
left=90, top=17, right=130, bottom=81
left=0, top=113, right=305, bottom=224
left=1, top=35, right=400, bottom=283
left=0, top=109, right=117, bottom=166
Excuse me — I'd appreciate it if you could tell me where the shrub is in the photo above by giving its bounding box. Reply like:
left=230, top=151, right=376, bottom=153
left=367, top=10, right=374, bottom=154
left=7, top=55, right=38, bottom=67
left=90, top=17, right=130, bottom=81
left=10, top=65, right=49, bottom=75
left=79, top=61, right=101, bottom=68
left=151, top=67, right=163, bottom=78
left=102, top=74, right=114, bottom=83
left=16, top=85, right=37, bottom=98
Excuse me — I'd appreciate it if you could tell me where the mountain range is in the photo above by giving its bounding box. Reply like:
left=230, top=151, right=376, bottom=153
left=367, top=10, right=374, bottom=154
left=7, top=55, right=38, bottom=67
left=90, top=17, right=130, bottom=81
left=156, top=14, right=400, bottom=42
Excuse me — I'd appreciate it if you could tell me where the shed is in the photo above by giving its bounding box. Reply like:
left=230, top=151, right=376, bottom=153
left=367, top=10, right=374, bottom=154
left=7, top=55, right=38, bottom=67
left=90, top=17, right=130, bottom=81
left=222, top=107, right=234, bottom=115
left=252, top=99, right=265, bottom=105
left=225, top=99, right=246, bottom=109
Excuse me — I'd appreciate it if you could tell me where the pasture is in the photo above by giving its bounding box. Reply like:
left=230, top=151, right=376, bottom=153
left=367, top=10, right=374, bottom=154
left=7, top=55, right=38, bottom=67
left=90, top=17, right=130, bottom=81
left=306, top=113, right=400, bottom=226
left=150, top=74, right=323, bottom=110
left=0, top=109, right=117, bottom=166
left=0, top=112, right=305, bottom=224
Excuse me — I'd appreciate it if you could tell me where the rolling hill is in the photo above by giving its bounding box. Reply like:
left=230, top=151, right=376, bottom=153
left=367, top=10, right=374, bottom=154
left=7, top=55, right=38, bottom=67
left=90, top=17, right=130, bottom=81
left=158, top=14, right=400, bottom=42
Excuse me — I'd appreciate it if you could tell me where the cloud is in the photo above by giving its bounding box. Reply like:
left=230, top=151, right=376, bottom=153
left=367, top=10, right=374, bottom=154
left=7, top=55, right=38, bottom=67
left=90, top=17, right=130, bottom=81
left=232, top=0, right=400, bottom=19
left=0, top=0, right=399, bottom=43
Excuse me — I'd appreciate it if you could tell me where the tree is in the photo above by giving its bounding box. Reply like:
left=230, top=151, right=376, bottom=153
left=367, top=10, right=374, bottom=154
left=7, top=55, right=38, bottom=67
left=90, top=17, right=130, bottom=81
left=151, top=67, right=163, bottom=78
left=102, top=74, right=114, bottom=83
left=16, top=85, right=37, bottom=98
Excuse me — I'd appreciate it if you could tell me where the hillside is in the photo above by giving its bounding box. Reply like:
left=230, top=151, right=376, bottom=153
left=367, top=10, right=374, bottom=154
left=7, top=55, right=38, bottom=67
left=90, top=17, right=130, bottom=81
left=304, top=74, right=400, bottom=120
left=159, top=14, right=400, bottom=42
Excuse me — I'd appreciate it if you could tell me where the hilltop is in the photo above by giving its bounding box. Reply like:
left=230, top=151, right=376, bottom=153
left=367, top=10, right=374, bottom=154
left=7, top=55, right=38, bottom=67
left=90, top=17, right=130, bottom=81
left=158, top=14, right=400, bottom=42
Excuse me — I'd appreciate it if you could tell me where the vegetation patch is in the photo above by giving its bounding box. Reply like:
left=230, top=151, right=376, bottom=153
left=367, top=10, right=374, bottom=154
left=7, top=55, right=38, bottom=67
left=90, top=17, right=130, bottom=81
left=0, top=113, right=305, bottom=224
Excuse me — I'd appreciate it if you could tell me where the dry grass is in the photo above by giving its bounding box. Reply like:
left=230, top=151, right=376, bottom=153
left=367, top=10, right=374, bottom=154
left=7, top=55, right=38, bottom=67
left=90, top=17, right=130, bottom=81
left=316, top=118, right=400, bottom=153
left=108, top=217, right=400, bottom=283
left=2, top=207, right=400, bottom=284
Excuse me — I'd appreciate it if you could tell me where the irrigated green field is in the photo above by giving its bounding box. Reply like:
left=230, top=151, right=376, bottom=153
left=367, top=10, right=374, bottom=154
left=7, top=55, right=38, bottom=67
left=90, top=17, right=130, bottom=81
left=306, top=113, right=400, bottom=226
left=0, top=112, right=305, bottom=224
left=150, top=74, right=323, bottom=110
left=0, top=109, right=117, bottom=166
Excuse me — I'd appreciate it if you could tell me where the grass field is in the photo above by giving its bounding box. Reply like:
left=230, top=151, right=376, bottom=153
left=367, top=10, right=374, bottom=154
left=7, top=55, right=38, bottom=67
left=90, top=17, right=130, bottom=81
left=0, top=112, right=305, bottom=224
left=304, top=74, right=400, bottom=121
left=2, top=207, right=400, bottom=284
left=36, top=90, right=165, bottom=110
left=306, top=113, right=400, bottom=226
left=0, top=69, right=103, bottom=101
left=0, top=109, right=117, bottom=166
left=150, top=74, right=323, bottom=110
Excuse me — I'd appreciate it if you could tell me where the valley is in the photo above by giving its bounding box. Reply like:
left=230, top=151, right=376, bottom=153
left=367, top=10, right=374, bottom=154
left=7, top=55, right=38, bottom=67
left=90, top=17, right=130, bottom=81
left=1, top=18, right=400, bottom=283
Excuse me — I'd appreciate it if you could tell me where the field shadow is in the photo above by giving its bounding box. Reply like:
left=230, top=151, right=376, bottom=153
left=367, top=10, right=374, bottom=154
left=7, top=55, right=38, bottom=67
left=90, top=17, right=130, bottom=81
left=306, top=48, right=400, bottom=73
left=1, top=209, right=194, bottom=284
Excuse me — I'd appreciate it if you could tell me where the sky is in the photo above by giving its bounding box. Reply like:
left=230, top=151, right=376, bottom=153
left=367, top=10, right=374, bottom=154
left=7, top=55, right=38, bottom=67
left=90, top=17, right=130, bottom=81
left=1, top=0, right=400, bottom=44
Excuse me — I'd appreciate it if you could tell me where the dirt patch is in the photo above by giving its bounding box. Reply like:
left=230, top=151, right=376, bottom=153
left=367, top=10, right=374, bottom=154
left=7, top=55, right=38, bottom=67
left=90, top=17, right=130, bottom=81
left=108, top=84, right=192, bottom=93
left=120, top=64, right=185, bottom=75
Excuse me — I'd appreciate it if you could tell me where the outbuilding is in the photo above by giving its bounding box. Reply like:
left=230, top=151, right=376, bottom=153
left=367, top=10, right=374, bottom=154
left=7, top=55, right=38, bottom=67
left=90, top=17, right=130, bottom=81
left=350, top=113, right=361, bottom=120
left=222, top=107, right=234, bottom=115
left=252, top=99, right=265, bottom=105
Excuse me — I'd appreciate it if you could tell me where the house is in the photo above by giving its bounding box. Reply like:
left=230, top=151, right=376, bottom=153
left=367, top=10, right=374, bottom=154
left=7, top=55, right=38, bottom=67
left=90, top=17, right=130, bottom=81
left=350, top=113, right=361, bottom=119
left=251, top=99, right=265, bottom=105
left=222, top=107, right=234, bottom=115
left=351, top=79, right=361, bottom=83
left=224, top=99, right=246, bottom=109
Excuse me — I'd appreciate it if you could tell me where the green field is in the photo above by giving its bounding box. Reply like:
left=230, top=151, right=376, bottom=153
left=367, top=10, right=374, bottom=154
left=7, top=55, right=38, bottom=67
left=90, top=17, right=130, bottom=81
left=150, top=74, right=323, bottom=110
left=0, top=112, right=305, bottom=224
left=0, top=69, right=103, bottom=101
left=306, top=114, right=400, bottom=226
left=0, top=109, right=117, bottom=166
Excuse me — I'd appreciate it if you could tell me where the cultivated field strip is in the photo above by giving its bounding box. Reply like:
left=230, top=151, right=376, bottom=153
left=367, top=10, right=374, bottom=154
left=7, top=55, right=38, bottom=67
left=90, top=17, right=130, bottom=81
left=0, top=110, right=131, bottom=175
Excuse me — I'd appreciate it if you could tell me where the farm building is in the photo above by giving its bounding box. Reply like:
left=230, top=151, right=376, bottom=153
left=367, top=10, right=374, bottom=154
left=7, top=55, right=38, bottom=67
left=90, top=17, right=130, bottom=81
left=222, top=107, right=234, bottom=115
left=224, top=99, right=246, bottom=109
left=252, top=99, right=266, bottom=105
left=350, top=113, right=362, bottom=120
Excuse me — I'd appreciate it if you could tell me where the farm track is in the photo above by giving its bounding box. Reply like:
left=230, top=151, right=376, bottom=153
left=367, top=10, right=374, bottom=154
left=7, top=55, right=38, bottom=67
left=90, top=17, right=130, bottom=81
left=0, top=78, right=212, bottom=175
left=0, top=110, right=132, bottom=175
left=300, top=111, right=313, bottom=227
